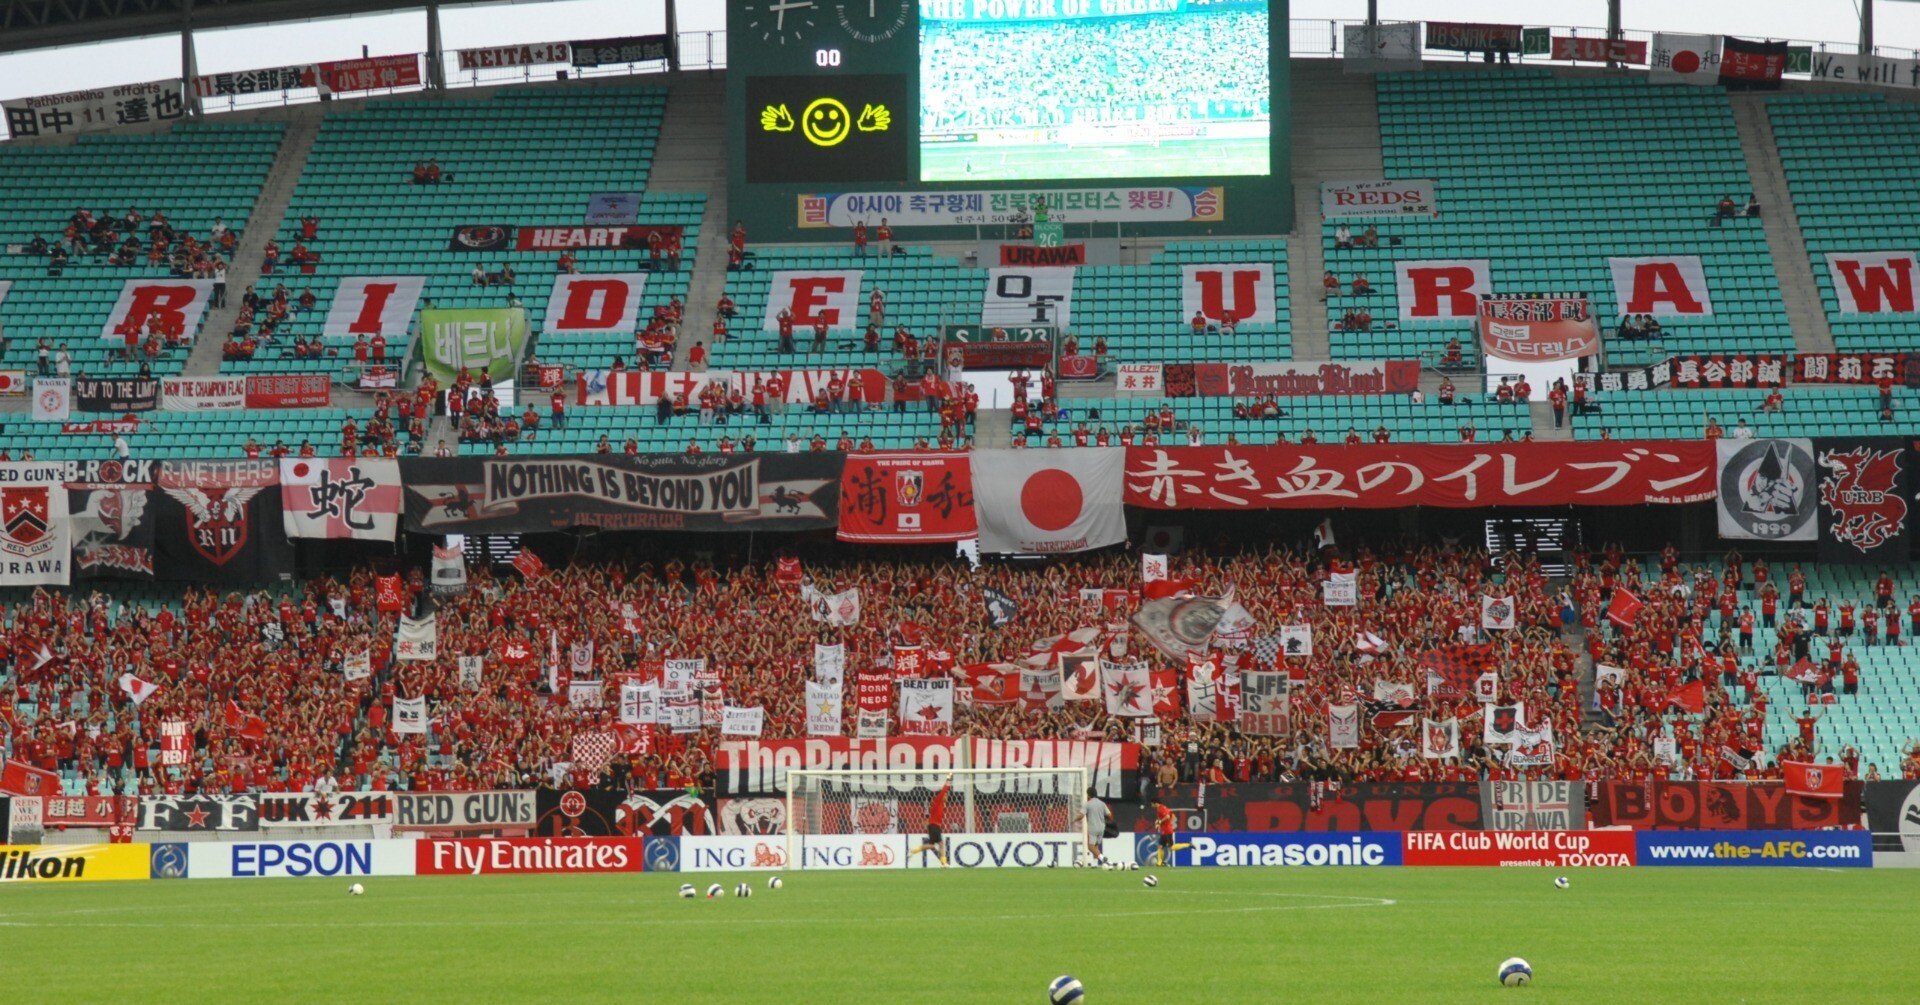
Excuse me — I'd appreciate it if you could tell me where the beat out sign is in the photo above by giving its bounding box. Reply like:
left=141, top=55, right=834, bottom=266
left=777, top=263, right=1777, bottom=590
left=942, top=324, right=1055, bottom=368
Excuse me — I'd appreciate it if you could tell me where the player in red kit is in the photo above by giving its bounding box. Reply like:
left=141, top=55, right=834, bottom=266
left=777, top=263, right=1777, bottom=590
left=1151, top=801, right=1190, bottom=866
left=912, top=774, right=953, bottom=866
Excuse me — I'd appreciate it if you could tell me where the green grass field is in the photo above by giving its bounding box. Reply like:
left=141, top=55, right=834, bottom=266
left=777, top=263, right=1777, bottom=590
left=4, top=867, right=1912, bottom=1003
left=919, top=137, right=1269, bottom=183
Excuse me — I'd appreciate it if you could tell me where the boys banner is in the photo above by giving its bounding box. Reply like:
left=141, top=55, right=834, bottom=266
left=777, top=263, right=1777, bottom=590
left=1122, top=443, right=1718, bottom=509
left=400, top=455, right=843, bottom=534
left=1478, top=293, right=1598, bottom=362
left=1716, top=439, right=1818, bottom=542
left=279, top=458, right=402, bottom=541
left=837, top=452, right=976, bottom=543
left=1814, top=439, right=1910, bottom=564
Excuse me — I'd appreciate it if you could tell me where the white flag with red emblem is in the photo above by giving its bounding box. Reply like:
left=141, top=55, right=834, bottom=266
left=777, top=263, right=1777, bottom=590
left=1650, top=32, right=1722, bottom=84
left=899, top=678, right=954, bottom=736
left=117, top=673, right=160, bottom=706
left=1421, top=717, right=1460, bottom=759
left=973, top=448, right=1125, bottom=555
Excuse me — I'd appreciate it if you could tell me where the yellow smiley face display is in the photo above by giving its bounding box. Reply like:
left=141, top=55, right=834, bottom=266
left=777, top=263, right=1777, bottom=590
left=801, top=97, right=852, bottom=147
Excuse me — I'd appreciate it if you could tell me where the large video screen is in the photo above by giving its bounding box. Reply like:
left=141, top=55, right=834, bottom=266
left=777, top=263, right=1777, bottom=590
left=918, top=0, right=1272, bottom=182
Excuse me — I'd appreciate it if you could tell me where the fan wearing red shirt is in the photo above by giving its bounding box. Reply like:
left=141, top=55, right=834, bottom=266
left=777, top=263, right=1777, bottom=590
left=911, top=774, right=953, bottom=867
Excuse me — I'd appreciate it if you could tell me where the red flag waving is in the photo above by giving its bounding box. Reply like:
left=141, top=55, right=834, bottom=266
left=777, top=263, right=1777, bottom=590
left=513, top=549, right=548, bottom=579
left=1666, top=679, right=1706, bottom=714
left=1782, top=759, right=1847, bottom=799
left=1607, top=587, right=1644, bottom=628
left=1418, top=643, right=1494, bottom=697
left=224, top=700, right=269, bottom=741
left=375, top=574, right=404, bottom=613
left=1784, top=658, right=1833, bottom=686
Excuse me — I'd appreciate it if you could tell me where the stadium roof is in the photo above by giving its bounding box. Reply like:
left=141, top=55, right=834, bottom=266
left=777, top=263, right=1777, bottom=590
left=0, top=0, right=479, bottom=54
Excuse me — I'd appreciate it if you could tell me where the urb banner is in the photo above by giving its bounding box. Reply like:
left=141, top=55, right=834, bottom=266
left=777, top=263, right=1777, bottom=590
left=1813, top=438, right=1910, bottom=564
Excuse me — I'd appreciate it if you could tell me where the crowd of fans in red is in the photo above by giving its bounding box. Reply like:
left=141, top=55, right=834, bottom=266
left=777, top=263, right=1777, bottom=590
left=5, top=541, right=1917, bottom=799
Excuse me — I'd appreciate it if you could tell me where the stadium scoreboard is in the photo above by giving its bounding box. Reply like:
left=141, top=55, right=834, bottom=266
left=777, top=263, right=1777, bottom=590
left=727, top=0, right=1291, bottom=239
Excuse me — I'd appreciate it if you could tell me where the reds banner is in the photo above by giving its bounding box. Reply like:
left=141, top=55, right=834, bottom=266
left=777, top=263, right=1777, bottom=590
left=513, top=225, right=682, bottom=252
left=1551, top=36, right=1648, bottom=64
left=316, top=54, right=421, bottom=94
left=0, top=463, right=71, bottom=586
left=321, top=276, right=426, bottom=339
left=1123, top=442, right=1718, bottom=509
left=762, top=270, right=864, bottom=332
left=837, top=452, right=977, bottom=543
left=1478, top=292, right=1599, bottom=362
left=1608, top=256, right=1713, bottom=317
left=577, top=369, right=888, bottom=406
left=280, top=458, right=403, bottom=541
left=1187, top=360, right=1419, bottom=398
left=99, top=279, right=215, bottom=341
left=543, top=273, right=648, bottom=334
left=1824, top=252, right=1916, bottom=314
left=1395, top=259, right=1489, bottom=321
left=1180, top=263, right=1277, bottom=326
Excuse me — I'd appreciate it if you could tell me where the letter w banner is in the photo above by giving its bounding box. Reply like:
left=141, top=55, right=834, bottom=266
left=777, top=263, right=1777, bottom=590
left=761, top=270, right=863, bottom=332
left=1478, top=293, right=1598, bottom=363
left=0, top=463, right=72, bottom=586
left=1717, top=438, right=1818, bottom=542
left=279, top=458, right=402, bottom=540
left=543, top=273, right=648, bottom=334
left=1181, top=264, right=1277, bottom=326
left=837, top=451, right=976, bottom=543
left=321, top=276, right=426, bottom=339
left=971, top=448, right=1125, bottom=555
left=1824, top=252, right=1917, bottom=315
left=1782, top=760, right=1848, bottom=799
left=1608, top=256, right=1713, bottom=317
left=1815, top=438, right=1910, bottom=564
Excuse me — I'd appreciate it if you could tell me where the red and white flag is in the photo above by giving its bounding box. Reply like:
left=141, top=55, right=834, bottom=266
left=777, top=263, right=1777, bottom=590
left=898, top=678, right=954, bottom=735
left=973, top=448, right=1125, bottom=555
left=224, top=700, right=268, bottom=741
left=1421, top=717, right=1460, bottom=759
left=116, top=673, right=160, bottom=706
left=1606, top=587, right=1644, bottom=628
left=513, top=549, right=548, bottom=579
left=1782, top=759, right=1847, bottom=799
left=1650, top=33, right=1722, bottom=85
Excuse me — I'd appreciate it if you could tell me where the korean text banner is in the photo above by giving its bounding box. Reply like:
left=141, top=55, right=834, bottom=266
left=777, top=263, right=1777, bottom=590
left=1122, top=443, right=1718, bottom=509
left=417, top=307, right=528, bottom=383
left=401, top=454, right=843, bottom=534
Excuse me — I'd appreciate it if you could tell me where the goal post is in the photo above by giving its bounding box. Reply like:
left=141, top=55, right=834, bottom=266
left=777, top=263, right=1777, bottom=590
left=784, top=767, right=1089, bottom=869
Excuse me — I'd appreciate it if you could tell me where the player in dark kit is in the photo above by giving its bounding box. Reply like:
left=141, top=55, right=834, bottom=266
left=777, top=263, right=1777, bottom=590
left=912, top=774, right=953, bottom=867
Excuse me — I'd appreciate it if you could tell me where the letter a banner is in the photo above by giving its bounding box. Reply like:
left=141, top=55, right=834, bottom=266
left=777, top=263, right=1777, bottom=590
left=971, top=448, right=1125, bottom=555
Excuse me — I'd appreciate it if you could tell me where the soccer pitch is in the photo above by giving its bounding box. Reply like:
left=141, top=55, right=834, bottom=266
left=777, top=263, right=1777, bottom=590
left=919, top=137, right=1269, bottom=183
left=4, top=867, right=1911, bottom=1003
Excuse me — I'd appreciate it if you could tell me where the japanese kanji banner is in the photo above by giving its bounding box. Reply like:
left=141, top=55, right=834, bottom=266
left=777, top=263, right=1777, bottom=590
left=1122, top=443, right=1718, bottom=509
left=1795, top=352, right=1912, bottom=385
left=1478, top=293, right=1599, bottom=363
left=1669, top=354, right=1790, bottom=388
left=1814, top=438, right=1911, bottom=564
left=837, top=451, right=977, bottom=543
left=280, top=458, right=402, bottom=541
left=4, top=80, right=186, bottom=139
left=1716, top=439, right=1818, bottom=542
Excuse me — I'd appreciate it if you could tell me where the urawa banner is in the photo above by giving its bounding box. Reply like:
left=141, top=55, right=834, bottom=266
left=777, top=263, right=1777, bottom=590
left=1122, top=443, right=1718, bottom=509
left=400, top=455, right=843, bottom=534
left=837, top=452, right=976, bottom=543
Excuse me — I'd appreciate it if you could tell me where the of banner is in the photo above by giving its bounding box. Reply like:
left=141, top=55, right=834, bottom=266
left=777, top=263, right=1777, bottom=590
left=1862, top=781, right=1920, bottom=851
left=279, top=458, right=402, bottom=541
left=0, top=844, right=149, bottom=882
left=982, top=267, right=1074, bottom=328
left=543, top=273, right=649, bottom=334
left=1814, top=439, right=1910, bottom=563
left=1483, top=704, right=1526, bottom=745
left=321, top=276, right=426, bottom=340
left=837, top=451, right=976, bottom=543
left=401, top=454, right=842, bottom=534
left=1319, top=179, right=1435, bottom=220
left=1716, top=438, right=1818, bottom=541
left=417, top=836, right=643, bottom=875
left=1479, top=292, right=1598, bottom=363
left=1796, top=351, right=1912, bottom=385
left=1180, top=263, right=1278, bottom=326
left=1650, top=33, right=1723, bottom=85
left=1180, top=359, right=1421, bottom=398
left=809, top=588, right=861, bottom=626
left=972, top=448, right=1125, bottom=554
left=2, top=80, right=185, bottom=139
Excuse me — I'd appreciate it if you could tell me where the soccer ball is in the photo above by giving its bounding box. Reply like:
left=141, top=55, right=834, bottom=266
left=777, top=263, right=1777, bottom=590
left=1142, top=874, right=1158, bottom=888
left=1127, top=862, right=1139, bottom=871
left=706, top=884, right=724, bottom=899
left=1554, top=876, right=1570, bottom=890
left=735, top=883, right=753, bottom=898
left=1498, top=958, right=1533, bottom=987
left=678, top=884, right=697, bottom=899
left=347, top=883, right=364, bottom=896
left=768, top=876, right=784, bottom=890
left=1048, top=975, right=1085, bottom=1004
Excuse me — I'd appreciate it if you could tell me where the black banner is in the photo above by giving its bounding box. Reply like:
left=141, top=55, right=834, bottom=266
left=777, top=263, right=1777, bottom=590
left=1720, top=36, right=1789, bottom=90
left=73, top=376, right=159, bottom=413
left=1114, top=783, right=1485, bottom=833
left=1425, top=20, right=1523, bottom=52
left=743, top=74, right=912, bottom=184
left=534, top=788, right=626, bottom=837
left=1815, top=438, right=1912, bottom=564
left=138, top=795, right=261, bottom=832
left=400, top=454, right=843, bottom=535
left=1587, top=781, right=1861, bottom=830
left=446, top=224, right=514, bottom=252
left=569, top=34, right=671, bottom=67
left=153, top=460, right=293, bottom=583
left=69, top=486, right=156, bottom=579
left=621, top=789, right=715, bottom=836
left=1862, top=780, right=1920, bottom=852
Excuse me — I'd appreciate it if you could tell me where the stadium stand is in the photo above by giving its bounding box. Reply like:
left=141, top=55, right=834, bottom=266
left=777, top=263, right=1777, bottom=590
left=1330, top=71, right=1792, bottom=367
left=0, top=122, right=284, bottom=378
left=1570, top=387, right=1920, bottom=441
left=1025, top=395, right=1527, bottom=445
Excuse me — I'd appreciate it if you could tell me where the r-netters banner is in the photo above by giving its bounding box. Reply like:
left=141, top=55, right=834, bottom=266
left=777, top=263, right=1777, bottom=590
left=1123, top=442, right=1718, bottom=509
left=401, top=454, right=843, bottom=534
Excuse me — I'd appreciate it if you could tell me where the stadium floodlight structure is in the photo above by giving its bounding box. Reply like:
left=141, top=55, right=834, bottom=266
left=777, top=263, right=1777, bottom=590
left=785, top=767, right=1088, bottom=869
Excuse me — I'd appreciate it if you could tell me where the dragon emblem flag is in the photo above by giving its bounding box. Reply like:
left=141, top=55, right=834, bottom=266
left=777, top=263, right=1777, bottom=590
left=1814, top=438, right=1911, bottom=564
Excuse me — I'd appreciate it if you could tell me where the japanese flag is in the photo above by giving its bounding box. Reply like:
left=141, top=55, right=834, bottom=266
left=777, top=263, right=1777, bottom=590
left=973, top=448, right=1125, bottom=555
left=117, top=673, right=160, bottom=706
left=1651, top=33, right=1722, bottom=84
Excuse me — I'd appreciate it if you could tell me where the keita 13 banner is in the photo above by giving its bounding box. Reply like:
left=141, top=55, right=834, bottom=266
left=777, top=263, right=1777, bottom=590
left=400, top=454, right=844, bottom=534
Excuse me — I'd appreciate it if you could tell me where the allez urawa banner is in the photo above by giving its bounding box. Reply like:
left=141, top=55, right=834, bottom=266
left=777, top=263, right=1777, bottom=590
left=400, top=454, right=843, bottom=534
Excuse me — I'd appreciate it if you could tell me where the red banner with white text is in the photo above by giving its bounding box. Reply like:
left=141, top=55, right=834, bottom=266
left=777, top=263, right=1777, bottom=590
left=317, top=54, right=421, bottom=94
left=245, top=374, right=332, bottom=408
left=837, top=452, right=977, bottom=543
left=1551, top=36, right=1648, bottom=64
left=713, top=737, right=1139, bottom=799
left=577, top=369, right=887, bottom=407
left=1187, top=360, right=1421, bottom=398
left=1122, top=443, right=1719, bottom=510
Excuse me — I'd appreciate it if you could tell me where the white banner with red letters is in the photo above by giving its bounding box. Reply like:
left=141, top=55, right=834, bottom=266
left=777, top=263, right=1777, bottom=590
left=322, top=276, right=426, bottom=339
left=576, top=368, right=886, bottom=406
left=280, top=458, right=403, bottom=541
left=972, top=448, right=1125, bottom=555
left=982, top=267, right=1074, bottom=328
left=161, top=378, right=246, bottom=411
left=99, top=279, right=215, bottom=341
left=1824, top=252, right=1916, bottom=314
left=1394, top=259, right=1490, bottom=321
left=0, top=463, right=72, bottom=586
left=1181, top=263, right=1276, bottom=326
left=1319, top=178, right=1436, bottom=219
left=1607, top=255, right=1714, bottom=317
left=543, top=273, right=649, bottom=334
left=762, top=271, right=864, bottom=332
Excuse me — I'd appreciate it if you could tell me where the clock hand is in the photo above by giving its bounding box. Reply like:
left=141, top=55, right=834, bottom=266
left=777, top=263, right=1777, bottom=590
left=869, top=0, right=877, bottom=17
left=770, top=0, right=815, bottom=30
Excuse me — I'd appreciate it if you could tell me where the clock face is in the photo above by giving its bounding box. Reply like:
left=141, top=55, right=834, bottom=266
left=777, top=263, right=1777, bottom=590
left=835, top=0, right=912, bottom=44
left=743, top=0, right=821, bottom=45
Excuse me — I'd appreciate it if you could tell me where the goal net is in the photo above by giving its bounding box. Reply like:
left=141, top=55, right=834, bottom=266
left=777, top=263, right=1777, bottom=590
left=785, top=768, right=1088, bottom=869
